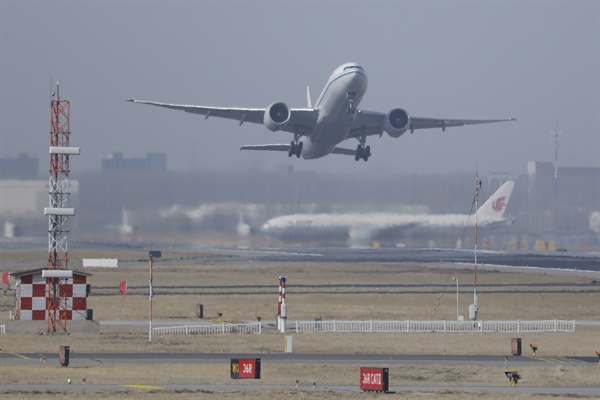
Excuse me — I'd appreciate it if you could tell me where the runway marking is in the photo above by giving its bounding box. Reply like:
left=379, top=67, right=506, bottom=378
left=6, top=352, right=30, bottom=360
left=121, top=384, right=162, bottom=390
left=523, top=355, right=586, bottom=364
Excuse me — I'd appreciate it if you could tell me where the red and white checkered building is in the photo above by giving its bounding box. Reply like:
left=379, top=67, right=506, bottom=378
left=12, top=269, right=91, bottom=321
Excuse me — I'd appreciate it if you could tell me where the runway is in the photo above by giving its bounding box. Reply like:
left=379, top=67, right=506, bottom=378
left=1, top=352, right=597, bottom=366
left=2, top=237, right=599, bottom=273
left=211, top=246, right=600, bottom=273
left=1, top=383, right=598, bottom=396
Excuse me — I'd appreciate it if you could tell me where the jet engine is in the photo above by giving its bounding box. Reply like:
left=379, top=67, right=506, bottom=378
left=384, top=108, right=411, bottom=138
left=264, top=102, right=291, bottom=131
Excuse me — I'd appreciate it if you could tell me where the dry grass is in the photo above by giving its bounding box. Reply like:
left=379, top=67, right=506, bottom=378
left=1, top=248, right=599, bottom=399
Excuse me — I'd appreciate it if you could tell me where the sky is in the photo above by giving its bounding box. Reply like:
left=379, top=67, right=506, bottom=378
left=1, top=0, right=598, bottom=179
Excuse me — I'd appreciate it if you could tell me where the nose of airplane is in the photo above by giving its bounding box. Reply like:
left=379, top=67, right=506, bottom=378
left=349, top=68, right=368, bottom=87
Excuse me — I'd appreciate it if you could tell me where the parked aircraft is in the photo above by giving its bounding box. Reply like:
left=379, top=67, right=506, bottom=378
left=127, top=62, right=515, bottom=161
left=261, top=180, right=515, bottom=246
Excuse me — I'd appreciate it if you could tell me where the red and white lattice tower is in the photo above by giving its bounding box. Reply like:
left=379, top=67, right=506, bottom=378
left=44, top=83, right=80, bottom=333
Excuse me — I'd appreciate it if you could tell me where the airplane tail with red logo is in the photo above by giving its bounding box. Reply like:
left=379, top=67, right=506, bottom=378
left=476, top=180, right=515, bottom=224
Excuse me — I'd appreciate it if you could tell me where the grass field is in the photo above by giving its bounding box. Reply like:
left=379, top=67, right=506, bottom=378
left=1, top=248, right=599, bottom=399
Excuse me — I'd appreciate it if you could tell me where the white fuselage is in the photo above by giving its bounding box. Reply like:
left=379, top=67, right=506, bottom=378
left=301, top=63, right=368, bottom=159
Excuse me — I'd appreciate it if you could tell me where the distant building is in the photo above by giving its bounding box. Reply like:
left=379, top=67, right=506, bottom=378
left=101, top=152, right=167, bottom=172
left=0, top=180, right=79, bottom=217
left=518, top=161, right=600, bottom=243
left=0, top=153, right=39, bottom=179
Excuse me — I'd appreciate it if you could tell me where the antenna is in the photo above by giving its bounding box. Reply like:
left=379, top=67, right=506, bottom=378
left=551, top=123, right=561, bottom=195
left=470, top=171, right=481, bottom=322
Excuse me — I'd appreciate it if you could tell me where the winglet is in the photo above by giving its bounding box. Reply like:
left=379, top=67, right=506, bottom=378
left=306, top=86, right=312, bottom=108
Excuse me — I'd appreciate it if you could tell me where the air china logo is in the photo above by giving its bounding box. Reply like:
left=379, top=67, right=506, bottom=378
left=492, top=196, right=506, bottom=212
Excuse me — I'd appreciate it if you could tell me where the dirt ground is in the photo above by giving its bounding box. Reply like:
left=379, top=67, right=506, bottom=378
left=1, top=248, right=599, bottom=399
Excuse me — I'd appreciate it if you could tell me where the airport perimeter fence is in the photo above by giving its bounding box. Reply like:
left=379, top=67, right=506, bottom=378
left=153, top=322, right=261, bottom=336
left=294, top=319, right=576, bottom=334
left=150, top=320, right=575, bottom=337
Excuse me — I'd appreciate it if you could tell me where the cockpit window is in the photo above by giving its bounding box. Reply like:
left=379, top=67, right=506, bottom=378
left=343, top=65, right=363, bottom=71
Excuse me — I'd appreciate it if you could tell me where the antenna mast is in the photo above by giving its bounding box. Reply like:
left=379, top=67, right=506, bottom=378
left=470, top=173, right=481, bottom=322
left=45, top=82, right=80, bottom=333
left=552, top=124, right=560, bottom=195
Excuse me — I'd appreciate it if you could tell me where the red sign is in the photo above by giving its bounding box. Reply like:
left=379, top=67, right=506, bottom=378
left=119, top=280, right=127, bottom=295
left=360, top=367, right=388, bottom=392
left=231, top=358, right=261, bottom=379
left=2, top=271, right=9, bottom=284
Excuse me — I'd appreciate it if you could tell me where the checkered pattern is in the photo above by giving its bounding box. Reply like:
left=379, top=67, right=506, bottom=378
left=17, top=273, right=88, bottom=321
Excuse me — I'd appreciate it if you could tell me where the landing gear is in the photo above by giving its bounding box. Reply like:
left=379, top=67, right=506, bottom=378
left=355, top=144, right=371, bottom=161
left=347, top=92, right=356, bottom=114
left=288, top=140, right=303, bottom=158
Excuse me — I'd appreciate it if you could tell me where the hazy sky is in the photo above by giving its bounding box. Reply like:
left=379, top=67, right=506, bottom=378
left=1, top=1, right=598, bottom=178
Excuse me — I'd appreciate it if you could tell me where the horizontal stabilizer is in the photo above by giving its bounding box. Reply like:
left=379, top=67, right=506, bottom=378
left=240, top=144, right=290, bottom=152
left=240, top=144, right=357, bottom=156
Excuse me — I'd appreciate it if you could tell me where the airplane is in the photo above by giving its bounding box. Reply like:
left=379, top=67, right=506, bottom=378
left=261, top=180, right=516, bottom=246
left=127, top=62, right=516, bottom=161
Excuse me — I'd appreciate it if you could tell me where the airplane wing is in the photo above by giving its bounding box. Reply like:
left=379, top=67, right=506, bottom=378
left=409, top=116, right=517, bottom=131
left=126, top=99, right=317, bottom=136
left=351, top=110, right=516, bottom=137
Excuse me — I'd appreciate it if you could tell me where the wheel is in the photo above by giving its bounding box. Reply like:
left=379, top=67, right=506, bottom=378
left=355, top=145, right=363, bottom=161
left=363, top=145, right=371, bottom=161
left=296, top=141, right=303, bottom=158
left=288, top=141, right=295, bottom=157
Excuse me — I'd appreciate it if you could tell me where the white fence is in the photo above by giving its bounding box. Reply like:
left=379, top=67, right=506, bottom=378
left=153, top=322, right=261, bottom=336
left=294, top=319, right=575, bottom=333
left=150, top=320, right=575, bottom=336
left=0, top=324, right=5, bottom=334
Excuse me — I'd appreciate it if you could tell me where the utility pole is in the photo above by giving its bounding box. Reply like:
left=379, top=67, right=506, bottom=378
left=552, top=124, right=560, bottom=195
left=148, top=250, right=161, bottom=343
left=470, top=174, right=481, bottom=322
left=149, top=253, right=153, bottom=343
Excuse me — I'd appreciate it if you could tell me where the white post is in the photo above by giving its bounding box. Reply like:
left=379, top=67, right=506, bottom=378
left=452, top=276, right=459, bottom=320
left=281, top=302, right=287, bottom=334
left=149, top=255, right=153, bottom=344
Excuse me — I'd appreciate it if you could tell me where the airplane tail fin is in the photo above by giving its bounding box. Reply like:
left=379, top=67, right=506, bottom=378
left=476, top=180, right=515, bottom=222
left=306, top=86, right=312, bottom=108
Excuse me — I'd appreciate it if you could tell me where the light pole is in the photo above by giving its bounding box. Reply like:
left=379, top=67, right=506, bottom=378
left=452, top=276, right=459, bottom=320
left=148, top=250, right=161, bottom=344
